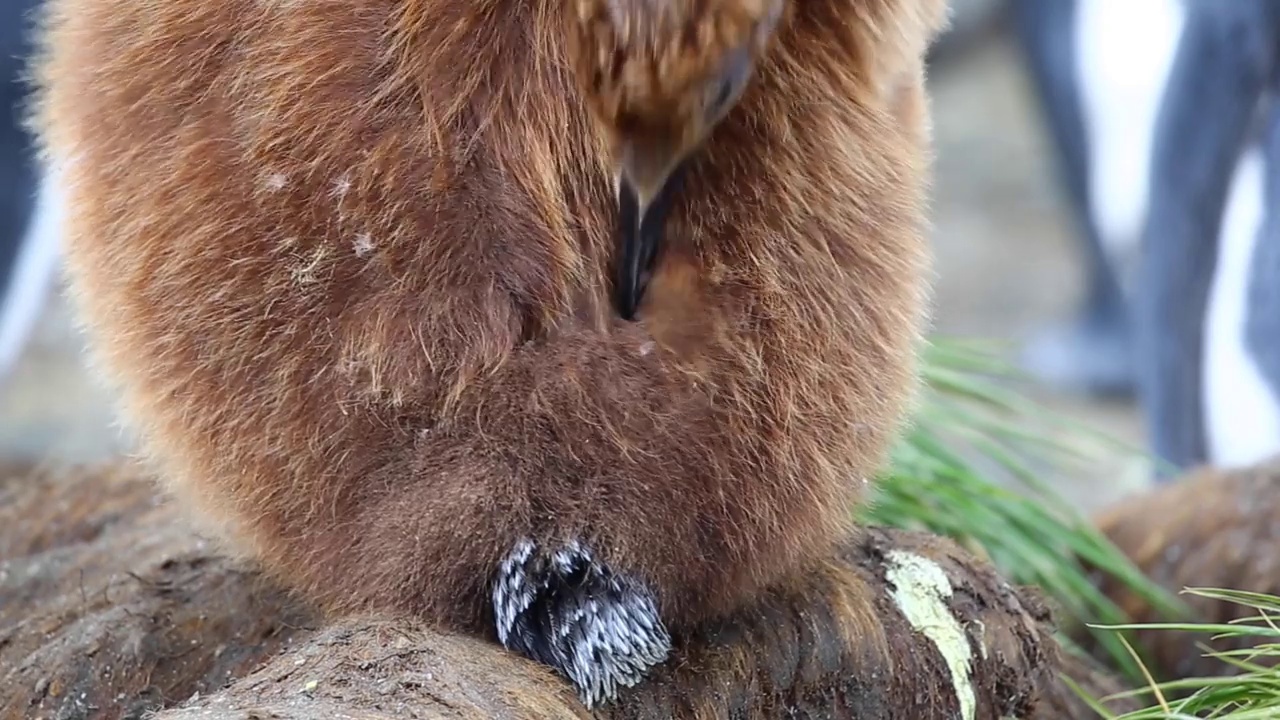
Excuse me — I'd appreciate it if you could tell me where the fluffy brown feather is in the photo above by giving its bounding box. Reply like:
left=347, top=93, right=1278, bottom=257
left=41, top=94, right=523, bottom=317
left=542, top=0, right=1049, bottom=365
left=31, top=0, right=945, bottom=691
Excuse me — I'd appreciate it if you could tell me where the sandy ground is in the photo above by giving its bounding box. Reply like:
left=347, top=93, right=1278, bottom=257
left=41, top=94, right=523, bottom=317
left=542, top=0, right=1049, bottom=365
left=0, top=27, right=1151, bottom=512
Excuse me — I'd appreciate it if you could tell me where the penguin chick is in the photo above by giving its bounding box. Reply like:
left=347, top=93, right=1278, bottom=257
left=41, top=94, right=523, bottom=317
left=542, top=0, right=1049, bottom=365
left=33, top=0, right=947, bottom=708
left=567, top=0, right=786, bottom=319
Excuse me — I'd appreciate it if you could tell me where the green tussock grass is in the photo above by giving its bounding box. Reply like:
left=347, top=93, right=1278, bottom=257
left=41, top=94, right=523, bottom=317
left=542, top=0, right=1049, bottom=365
left=871, top=337, right=1186, bottom=682
left=1085, top=589, right=1280, bottom=718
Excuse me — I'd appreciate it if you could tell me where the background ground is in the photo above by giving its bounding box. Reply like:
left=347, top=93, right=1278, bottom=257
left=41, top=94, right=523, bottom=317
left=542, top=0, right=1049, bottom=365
left=0, top=19, right=1152, bottom=513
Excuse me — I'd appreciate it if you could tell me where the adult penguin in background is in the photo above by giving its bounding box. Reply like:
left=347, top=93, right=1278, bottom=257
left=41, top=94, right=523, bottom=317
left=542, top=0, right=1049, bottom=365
left=0, top=0, right=61, bottom=383
left=1008, top=0, right=1280, bottom=479
left=33, top=0, right=946, bottom=707
left=1137, top=0, right=1280, bottom=478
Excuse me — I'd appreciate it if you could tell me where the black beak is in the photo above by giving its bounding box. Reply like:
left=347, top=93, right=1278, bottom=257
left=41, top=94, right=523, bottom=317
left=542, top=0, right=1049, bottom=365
left=613, top=162, right=687, bottom=321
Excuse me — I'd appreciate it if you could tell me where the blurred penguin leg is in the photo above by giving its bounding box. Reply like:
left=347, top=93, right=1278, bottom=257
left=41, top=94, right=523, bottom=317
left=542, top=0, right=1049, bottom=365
left=1010, top=0, right=1134, bottom=398
left=1137, top=0, right=1280, bottom=479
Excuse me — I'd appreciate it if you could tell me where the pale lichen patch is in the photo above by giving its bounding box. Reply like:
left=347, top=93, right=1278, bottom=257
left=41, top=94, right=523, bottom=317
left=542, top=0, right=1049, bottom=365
left=884, top=550, right=976, bottom=720
left=973, top=619, right=988, bottom=659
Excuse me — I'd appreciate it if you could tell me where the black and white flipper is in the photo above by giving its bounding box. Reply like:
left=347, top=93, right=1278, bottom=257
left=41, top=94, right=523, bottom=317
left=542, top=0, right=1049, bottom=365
left=492, top=538, right=672, bottom=709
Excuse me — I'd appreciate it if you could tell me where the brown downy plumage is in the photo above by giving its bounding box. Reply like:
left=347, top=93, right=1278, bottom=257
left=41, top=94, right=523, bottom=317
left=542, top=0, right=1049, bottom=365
left=32, top=0, right=945, bottom=707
